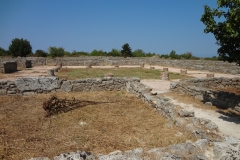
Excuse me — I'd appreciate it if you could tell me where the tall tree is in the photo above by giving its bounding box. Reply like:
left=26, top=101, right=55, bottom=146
left=121, top=43, right=133, bottom=57
left=8, top=38, right=32, bottom=57
left=201, top=0, right=240, bottom=65
left=48, top=46, right=65, bottom=58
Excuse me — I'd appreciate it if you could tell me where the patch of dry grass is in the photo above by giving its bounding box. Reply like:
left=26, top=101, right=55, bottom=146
left=0, top=91, right=195, bottom=159
left=162, top=91, right=218, bottom=110
left=56, top=68, right=192, bottom=80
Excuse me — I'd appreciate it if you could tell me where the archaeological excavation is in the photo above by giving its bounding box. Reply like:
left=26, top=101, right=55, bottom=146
left=0, top=57, right=240, bottom=160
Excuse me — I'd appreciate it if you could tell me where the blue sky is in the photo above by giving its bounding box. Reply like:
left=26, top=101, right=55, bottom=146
left=0, top=0, right=220, bottom=57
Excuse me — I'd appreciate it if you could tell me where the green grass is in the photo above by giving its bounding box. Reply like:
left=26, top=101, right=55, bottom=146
left=56, top=68, right=192, bottom=80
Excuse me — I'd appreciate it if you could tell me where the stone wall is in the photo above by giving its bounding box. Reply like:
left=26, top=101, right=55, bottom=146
left=1, top=56, right=240, bottom=74
left=170, top=78, right=240, bottom=112
left=0, top=61, right=17, bottom=73
left=0, top=77, right=139, bottom=96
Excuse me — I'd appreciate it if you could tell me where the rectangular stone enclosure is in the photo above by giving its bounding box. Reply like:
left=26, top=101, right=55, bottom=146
left=0, top=61, right=17, bottom=73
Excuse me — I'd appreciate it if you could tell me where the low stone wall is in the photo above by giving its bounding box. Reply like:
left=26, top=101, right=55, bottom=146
left=1, top=56, right=240, bottom=75
left=0, top=61, right=17, bottom=73
left=170, top=78, right=240, bottom=112
left=0, top=77, right=133, bottom=95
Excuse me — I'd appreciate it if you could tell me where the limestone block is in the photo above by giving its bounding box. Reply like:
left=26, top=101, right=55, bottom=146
left=206, top=73, right=214, bottom=78
left=160, top=72, right=169, bottom=80
left=53, top=151, right=95, bottom=160
left=48, top=69, right=55, bottom=76
left=180, top=70, right=187, bottom=74
left=16, top=77, right=59, bottom=91
left=29, top=157, right=50, bottom=160
left=0, top=89, right=6, bottom=95
left=178, top=109, right=195, bottom=117
left=60, top=81, right=72, bottom=92
left=163, top=68, right=168, bottom=71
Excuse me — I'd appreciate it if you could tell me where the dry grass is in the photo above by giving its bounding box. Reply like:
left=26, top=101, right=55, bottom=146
left=56, top=68, right=192, bottom=80
left=0, top=91, right=195, bottom=160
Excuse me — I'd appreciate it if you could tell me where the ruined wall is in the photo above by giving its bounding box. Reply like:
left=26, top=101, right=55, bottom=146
left=170, top=78, right=240, bottom=112
left=1, top=56, right=240, bottom=74
left=0, top=61, right=17, bottom=73
left=0, top=77, right=133, bottom=95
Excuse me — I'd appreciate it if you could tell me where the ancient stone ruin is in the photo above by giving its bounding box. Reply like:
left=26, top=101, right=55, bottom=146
left=1, top=76, right=239, bottom=159
left=0, top=61, right=17, bottom=73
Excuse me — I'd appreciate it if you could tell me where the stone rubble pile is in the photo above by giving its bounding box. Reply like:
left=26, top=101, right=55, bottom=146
left=29, top=137, right=240, bottom=160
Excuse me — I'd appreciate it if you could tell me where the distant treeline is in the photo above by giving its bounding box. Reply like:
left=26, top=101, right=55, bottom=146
left=1, top=40, right=220, bottom=60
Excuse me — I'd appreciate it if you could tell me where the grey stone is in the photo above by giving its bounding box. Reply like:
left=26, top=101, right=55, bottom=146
left=178, top=109, right=194, bottom=117
left=0, top=89, right=6, bottom=95
left=16, top=77, right=59, bottom=91
left=204, top=102, right=212, bottom=106
left=170, top=82, right=178, bottom=89
left=54, top=151, right=95, bottom=160
left=7, top=90, right=16, bottom=94
left=194, top=95, right=204, bottom=101
left=60, top=80, right=72, bottom=92
left=234, top=106, right=240, bottom=112
left=205, top=121, right=218, bottom=130
left=29, top=158, right=50, bottom=160
left=160, top=152, right=182, bottom=160
left=124, top=148, right=143, bottom=157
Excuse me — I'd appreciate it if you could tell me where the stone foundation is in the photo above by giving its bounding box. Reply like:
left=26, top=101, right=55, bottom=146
left=1, top=56, right=240, bottom=75
left=170, top=78, right=240, bottom=112
left=0, top=61, right=17, bottom=73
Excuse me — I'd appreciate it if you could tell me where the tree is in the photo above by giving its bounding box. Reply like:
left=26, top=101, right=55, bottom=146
left=201, top=0, right=240, bottom=65
left=9, top=38, right=32, bottom=57
left=0, top=47, right=10, bottom=56
left=89, top=50, right=106, bottom=56
left=132, top=49, right=146, bottom=57
left=48, top=46, right=65, bottom=58
left=121, top=43, right=133, bottom=57
left=35, top=50, right=48, bottom=57
left=169, top=50, right=180, bottom=59
left=71, top=50, right=89, bottom=56
left=181, top=52, right=192, bottom=59
left=107, top=49, right=121, bottom=56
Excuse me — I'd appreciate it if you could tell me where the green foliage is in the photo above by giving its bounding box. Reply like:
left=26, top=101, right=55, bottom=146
left=160, top=51, right=194, bottom=59
left=169, top=50, right=180, bottom=59
left=121, top=43, right=133, bottom=57
left=132, top=49, right=146, bottom=57
left=0, top=47, right=10, bottom=56
left=107, top=49, right=121, bottom=57
left=201, top=0, right=240, bottom=65
left=8, top=38, right=32, bottom=57
left=89, top=50, right=106, bottom=56
left=181, top=52, right=192, bottom=59
left=71, top=50, right=89, bottom=56
left=35, top=50, right=48, bottom=57
left=48, top=46, right=65, bottom=58
left=64, top=51, right=71, bottom=57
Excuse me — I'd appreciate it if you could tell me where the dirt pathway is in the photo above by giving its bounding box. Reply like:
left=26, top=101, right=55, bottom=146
left=140, top=79, right=240, bottom=138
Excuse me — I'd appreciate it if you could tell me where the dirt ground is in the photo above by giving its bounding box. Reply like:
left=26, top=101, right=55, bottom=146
left=0, top=91, right=195, bottom=159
